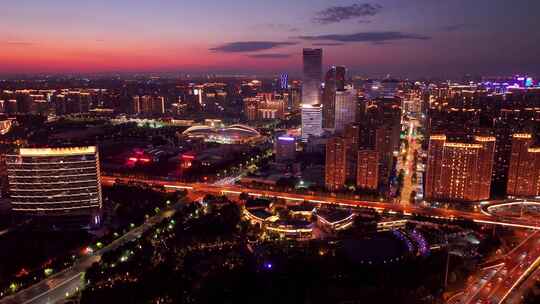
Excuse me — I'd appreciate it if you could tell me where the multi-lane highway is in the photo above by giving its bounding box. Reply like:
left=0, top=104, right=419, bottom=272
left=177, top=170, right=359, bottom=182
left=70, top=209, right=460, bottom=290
left=398, top=118, right=421, bottom=205
left=450, top=231, right=540, bottom=304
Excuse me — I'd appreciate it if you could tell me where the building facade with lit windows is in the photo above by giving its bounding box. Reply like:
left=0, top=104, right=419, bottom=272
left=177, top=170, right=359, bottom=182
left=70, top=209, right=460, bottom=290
left=243, top=93, right=286, bottom=121
left=322, top=66, right=346, bottom=130
left=325, top=137, right=347, bottom=191
left=333, top=88, right=356, bottom=133
left=301, top=48, right=323, bottom=140
left=6, top=146, right=102, bottom=229
left=301, top=104, right=323, bottom=139
left=275, top=136, right=296, bottom=163
left=243, top=97, right=259, bottom=121
left=356, top=149, right=379, bottom=191
left=425, top=135, right=496, bottom=202
left=302, top=48, right=323, bottom=106
left=507, top=133, right=540, bottom=197
left=131, top=95, right=165, bottom=115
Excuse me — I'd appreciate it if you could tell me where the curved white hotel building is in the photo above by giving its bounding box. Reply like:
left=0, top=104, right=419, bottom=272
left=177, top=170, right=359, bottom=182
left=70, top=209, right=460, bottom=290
left=6, top=146, right=102, bottom=229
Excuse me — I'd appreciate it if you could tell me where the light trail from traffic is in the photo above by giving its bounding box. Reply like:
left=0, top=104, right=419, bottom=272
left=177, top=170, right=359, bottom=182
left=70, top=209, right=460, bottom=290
left=102, top=175, right=540, bottom=230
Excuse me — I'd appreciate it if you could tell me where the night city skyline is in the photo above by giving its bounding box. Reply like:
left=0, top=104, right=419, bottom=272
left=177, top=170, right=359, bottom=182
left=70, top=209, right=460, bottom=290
left=2, top=0, right=540, bottom=77
left=2, top=2, right=540, bottom=304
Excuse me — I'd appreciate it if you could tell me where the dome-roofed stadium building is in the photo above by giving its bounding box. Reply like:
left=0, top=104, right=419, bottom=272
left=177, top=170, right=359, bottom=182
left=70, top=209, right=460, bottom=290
left=181, top=124, right=263, bottom=144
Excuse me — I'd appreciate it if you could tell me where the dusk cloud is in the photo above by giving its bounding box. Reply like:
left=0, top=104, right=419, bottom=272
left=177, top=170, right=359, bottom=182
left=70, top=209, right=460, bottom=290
left=209, top=41, right=297, bottom=53
left=298, top=31, right=431, bottom=44
left=441, top=23, right=477, bottom=32
left=312, top=43, right=345, bottom=46
left=313, top=3, right=382, bottom=25
left=247, top=53, right=292, bottom=59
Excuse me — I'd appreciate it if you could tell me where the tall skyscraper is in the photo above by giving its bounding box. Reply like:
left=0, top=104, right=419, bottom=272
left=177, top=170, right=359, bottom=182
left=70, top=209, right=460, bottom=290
left=302, top=48, right=323, bottom=106
left=325, top=137, right=347, bottom=191
left=322, top=66, right=346, bottom=129
left=301, top=48, right=323, bottom=139
left=425, top=135, right=496, bottom=202
left=333, top=88, right=356, bottom=133
left=507, top=134, right=540, bottom=197
left=6, top=146, right=103, bottom=229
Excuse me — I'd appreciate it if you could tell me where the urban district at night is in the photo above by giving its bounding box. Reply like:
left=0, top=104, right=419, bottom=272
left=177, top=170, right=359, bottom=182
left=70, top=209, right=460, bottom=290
left=1, top=1, right=540, bottom=303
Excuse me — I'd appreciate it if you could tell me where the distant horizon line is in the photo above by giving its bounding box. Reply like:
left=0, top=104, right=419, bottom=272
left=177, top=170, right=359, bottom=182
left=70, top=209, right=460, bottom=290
left=0, top=71, right=536, bottom=81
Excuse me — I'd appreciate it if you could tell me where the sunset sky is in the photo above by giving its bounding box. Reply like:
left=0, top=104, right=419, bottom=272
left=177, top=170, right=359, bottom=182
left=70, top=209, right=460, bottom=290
left=1, top=0, right=539, bottom=77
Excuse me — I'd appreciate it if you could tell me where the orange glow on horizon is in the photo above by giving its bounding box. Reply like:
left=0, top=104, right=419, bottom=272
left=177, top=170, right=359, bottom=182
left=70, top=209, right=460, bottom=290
left=0, top=40, right=298, bottom=73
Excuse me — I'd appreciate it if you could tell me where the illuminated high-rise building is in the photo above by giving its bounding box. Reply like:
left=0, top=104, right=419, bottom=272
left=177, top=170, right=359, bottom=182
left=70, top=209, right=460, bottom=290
left=344, top=124, right=361, bottom=182
left=54, top=91, right=91, bottom=116
left=301, top=48, right=323, bottom=139
left=279, top=73, right=289, bottom=90
left=243, top=97, right=259, bottom=121
left=325, top=137, right=347, bottom=191
left=301, top=104, right=323, bottom=139
left=258, top=98, right=285, bottom=120
left=322, top=66, right=346, bottom=129
left=425, top=135, right=447, bottom=199
left=425, top=135, right=496, bottom=202
left=302, top=48, right=322, bottom=106
left=357, top=150, right=379, bottom=191
left=474, top=136, right=497, bottom=200
left=507, top=134, right=540, bottom=197
left=65, top=91, right=91, bottom=114
left=275, top=136, right=296, bottom=163
left=132, top=96, right=165, bottom=115
left=343, top=121, right=397, bottom=189
left=333, top=88, right=356, bottom=133
left=243, top=94, right=286, bottom=121
left=290, top=81, right=302, bottom=111
left=374, top=124, right=399, bottom=186
left=6, top=146, right=102, bottom=229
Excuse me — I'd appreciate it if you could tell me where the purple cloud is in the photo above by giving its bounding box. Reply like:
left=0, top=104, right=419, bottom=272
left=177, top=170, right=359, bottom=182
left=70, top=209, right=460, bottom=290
left=247, top=53, right=292, bottom=59
left=209, top=41, right=297, bottom=53
left=314, top=3, right=382, bottom=25
left=298, top=31, right=431, bottom=44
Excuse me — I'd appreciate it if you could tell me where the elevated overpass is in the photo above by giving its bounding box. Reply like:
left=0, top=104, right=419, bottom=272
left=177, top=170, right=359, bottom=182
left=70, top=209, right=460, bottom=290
left=102, top=175, right=540, bottom=230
